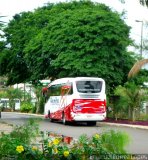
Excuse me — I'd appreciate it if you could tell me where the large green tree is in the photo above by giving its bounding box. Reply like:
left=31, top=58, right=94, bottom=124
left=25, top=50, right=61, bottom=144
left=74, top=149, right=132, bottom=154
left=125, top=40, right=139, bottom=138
left=0, top=16, right=5, bottom=62
left=1, top=4, right=56, bottom=84
left=0, top=16, right=8, bottom=83
left=1, top=1, right=135, bottom=93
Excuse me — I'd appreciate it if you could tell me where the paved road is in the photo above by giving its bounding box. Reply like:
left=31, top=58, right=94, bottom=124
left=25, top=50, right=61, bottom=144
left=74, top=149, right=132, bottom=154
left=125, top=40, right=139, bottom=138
left=0, top=112, right=148, bottom=154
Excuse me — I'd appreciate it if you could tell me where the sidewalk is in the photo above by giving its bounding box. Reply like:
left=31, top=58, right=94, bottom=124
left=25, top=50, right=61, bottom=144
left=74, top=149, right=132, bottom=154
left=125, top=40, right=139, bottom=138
left=0, top=122, right=13, bottom=134
left=97, top=121, right=148, bottom=130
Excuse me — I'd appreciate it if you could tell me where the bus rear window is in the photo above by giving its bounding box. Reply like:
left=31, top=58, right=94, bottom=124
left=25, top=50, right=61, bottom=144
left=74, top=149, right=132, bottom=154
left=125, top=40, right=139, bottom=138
left=76, top=81, right=102, bottom=93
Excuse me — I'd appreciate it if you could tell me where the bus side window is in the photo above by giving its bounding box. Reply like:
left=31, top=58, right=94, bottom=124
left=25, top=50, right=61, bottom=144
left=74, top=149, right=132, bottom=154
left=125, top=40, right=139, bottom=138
left=49, top=84, right=61, bottom=97
left=61, top=83, right=73, bottom=95
left=46, top=86, right=55, bottom=102
left=48, top=86, right=54, bottom=96
left=68, top=84, right=73, bottom=95
left=49, top=83, right=73, bottom=97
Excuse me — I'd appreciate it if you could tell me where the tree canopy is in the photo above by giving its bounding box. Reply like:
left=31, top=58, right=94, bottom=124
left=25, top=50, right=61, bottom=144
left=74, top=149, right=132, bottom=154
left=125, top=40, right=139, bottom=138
left=0, top=0, right=135, bottom=92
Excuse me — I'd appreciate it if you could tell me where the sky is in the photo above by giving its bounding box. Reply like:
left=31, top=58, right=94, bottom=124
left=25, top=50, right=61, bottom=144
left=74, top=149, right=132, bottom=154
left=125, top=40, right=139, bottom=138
left=0, top=0, right=148, bottom=58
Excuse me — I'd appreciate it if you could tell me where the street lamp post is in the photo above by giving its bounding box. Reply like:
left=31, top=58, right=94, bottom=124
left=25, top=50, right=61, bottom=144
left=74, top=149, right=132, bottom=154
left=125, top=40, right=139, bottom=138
left=135, top=20, right=143, bottom=57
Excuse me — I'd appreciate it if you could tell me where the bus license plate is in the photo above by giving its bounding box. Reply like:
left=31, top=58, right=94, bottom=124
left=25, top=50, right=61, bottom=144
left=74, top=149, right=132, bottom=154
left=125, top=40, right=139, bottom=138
left=87, top=115, right=92, bottom=118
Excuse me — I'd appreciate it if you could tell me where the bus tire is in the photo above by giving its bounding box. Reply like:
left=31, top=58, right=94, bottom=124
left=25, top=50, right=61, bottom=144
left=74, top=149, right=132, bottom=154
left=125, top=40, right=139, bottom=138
left=62, top=113, right=68, bottom=125
left=48, top=111, right=53, bottom=122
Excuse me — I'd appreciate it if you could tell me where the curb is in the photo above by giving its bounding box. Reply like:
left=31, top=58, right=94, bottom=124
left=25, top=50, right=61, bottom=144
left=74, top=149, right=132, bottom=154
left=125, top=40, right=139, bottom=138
left=2, top=112, right=45, bottom=117
left=97, top=122, right=148, bottom=130
left=16, top=112, right=45, bottom=117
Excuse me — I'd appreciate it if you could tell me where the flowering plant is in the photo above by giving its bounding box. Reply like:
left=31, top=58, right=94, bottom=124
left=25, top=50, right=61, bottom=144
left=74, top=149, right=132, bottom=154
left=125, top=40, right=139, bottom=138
left=14, top=130, right=130, bottom=160
left=0, top=119, right=130, bottom=160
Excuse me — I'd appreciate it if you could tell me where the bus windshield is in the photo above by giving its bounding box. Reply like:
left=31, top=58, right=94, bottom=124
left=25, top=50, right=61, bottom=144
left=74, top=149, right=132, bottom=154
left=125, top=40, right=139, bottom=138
left=76, top=81, right=102, bottom=93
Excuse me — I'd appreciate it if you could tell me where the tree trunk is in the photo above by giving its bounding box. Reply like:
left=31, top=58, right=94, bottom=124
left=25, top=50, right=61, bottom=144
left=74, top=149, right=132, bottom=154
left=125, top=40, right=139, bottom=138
left=132, top=109, right=135, bottom=122
left=115, top=113, right=118, bottom=121
left=35, top=97, right=40, bottom=113
left=36, top=102, right=40, bottom=114
left=128, top=106, right=132, bottom=120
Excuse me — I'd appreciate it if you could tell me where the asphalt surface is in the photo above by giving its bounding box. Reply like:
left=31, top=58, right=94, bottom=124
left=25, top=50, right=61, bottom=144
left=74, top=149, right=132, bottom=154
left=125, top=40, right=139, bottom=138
left=1, top=111, right=148, bottom=130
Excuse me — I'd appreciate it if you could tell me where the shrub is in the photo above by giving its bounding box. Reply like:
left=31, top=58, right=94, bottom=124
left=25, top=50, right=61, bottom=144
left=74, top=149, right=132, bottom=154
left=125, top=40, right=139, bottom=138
left=100, top=130, right=130, bottom=154
left=0, top=120, right=131, bottom=160
left=0, top=119, right=40, bottom=157
left=136, top=113, right=148, bottom=121
left=20, top=102, right=34, bottom=113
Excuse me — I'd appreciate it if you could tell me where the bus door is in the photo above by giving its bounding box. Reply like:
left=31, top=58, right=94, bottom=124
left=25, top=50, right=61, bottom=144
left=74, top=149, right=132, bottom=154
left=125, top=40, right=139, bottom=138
left=48, top=85, right=61, bottom=118
left=60, top=84, right=72, bottom=119
left=60, top=85, right=71, bottom=107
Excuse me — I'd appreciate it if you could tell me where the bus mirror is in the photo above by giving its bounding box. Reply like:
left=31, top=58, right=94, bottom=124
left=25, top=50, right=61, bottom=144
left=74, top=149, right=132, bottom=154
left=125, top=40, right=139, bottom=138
left=61, top=85, right=71, bottom=90
left=42, top=87, right=48, bottom=96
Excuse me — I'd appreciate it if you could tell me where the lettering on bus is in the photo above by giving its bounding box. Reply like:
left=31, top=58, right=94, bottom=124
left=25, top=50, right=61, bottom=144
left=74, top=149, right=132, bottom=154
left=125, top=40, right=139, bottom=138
left=50, top=97, right=60, bottom=105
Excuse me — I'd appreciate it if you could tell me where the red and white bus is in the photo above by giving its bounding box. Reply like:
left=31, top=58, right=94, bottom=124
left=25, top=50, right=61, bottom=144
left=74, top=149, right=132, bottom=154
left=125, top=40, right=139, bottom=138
left=44, top=77, right=106, bottom=125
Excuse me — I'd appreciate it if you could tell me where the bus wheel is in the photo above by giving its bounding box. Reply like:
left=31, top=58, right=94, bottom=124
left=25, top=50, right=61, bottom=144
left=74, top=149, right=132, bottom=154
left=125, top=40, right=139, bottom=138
left=48, top=111, right=53, bottom=122
left=62, top=113, right=68, bottom=125
left=87, top=121, right=96, bottom=126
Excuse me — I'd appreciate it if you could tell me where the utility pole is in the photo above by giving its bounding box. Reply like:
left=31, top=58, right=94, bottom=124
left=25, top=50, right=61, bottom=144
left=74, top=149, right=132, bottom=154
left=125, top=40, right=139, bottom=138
left=135, top=20, right=143, bottom=57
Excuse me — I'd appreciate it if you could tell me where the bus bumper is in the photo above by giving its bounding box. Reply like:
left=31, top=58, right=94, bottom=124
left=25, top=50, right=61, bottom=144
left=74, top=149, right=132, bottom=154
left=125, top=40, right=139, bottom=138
left=70, top=112, right=106, bottom=121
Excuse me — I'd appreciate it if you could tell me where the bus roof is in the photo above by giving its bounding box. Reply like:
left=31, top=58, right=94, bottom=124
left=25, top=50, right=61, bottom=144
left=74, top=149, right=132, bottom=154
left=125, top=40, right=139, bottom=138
left=48, top=77, right=105, bottom=86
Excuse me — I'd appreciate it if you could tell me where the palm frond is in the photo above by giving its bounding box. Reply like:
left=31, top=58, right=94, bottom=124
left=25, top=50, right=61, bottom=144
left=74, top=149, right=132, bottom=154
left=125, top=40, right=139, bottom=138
left=128, top=59, right=148, bottom=78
